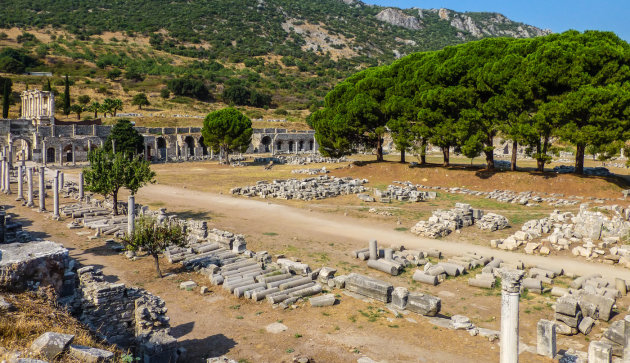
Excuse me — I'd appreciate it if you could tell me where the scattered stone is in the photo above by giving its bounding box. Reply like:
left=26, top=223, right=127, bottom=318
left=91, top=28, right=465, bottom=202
left=69, top=345, right=114, bottom=362
left=309, top=294, right=335, bottom=307
left=29, top=332, right=75, bottom=360
left=265, top=322, right=288, bottom=334
left=180, top=281, right=197, bottom=290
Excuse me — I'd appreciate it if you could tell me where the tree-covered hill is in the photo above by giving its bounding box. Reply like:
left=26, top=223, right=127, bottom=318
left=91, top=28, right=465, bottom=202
left=0, top=0, right=551, bottom=115
left=1, top=0, right=549, bottom=64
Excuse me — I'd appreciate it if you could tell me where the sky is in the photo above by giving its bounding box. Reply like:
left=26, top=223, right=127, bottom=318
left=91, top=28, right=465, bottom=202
left=363, top=0, right=630, bottom=42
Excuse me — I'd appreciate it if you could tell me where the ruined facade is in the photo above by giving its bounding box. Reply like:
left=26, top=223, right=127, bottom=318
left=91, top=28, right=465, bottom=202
left=0, top=90, right=318, bottom=164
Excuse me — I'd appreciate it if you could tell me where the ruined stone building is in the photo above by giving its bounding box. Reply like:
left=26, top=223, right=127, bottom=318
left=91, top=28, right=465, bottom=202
left=0, top=90, right=318, bottom=164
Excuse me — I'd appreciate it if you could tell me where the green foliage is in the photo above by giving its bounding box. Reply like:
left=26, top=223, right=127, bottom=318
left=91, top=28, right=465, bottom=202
left=77, top=94, right=91, bottom=105
left=132, top=93, right=150, bottom=109
left=167, top=78, right=210, bottom=100
left=83, top=148, right=155, bottom=215
left=63, top=74, right=71, bottom=115
left=104, top=119, right=145, bottom=155
left=201, top=107, right=253, bottom=164
left=69, top=104, right=83, bottom=119
left=107, top=68, right=122, bottom=80
left=121, top=217, right=187, bottom=278
left=159, top=88, right=170, bottom=99
left=0, top=48, right=38, bottom=74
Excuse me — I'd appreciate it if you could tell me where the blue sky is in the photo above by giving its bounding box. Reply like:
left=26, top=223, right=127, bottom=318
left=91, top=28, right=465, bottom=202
left=363, top=0, right=630, bottom=42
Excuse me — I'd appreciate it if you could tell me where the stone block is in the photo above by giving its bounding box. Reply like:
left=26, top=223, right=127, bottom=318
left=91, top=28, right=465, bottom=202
left=406, top=293, right=440, bottom=316
left=69, top=345, right=114, bottom=362
left=309, top=294, right=335, bottom=307
left=391, top=287, right=408, bottom=310
left=578, top=316, right=595, bottom=335
left=345, top=273, right=393, bottom=303
left=536, top=319, right=556, bottom=358
left=180, top=281, right=197, bottom=290
left=30, top=332, right=75, bottom=360
left=555, top=311, right=582, bottom=328
left=588, top=341, right=612, bottom=363
left=556, top=296, right=580, bottom=316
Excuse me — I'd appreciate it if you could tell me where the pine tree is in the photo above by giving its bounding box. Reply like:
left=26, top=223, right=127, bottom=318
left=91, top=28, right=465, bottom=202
left=63, top=74, right=70, bottom=115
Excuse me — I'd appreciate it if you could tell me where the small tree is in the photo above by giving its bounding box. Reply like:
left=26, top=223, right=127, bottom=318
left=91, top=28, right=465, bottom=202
left=201, top=107, right=253, bottom=164
left=160, top=88, right=170, bottom=99
left=63, top=74, right=70, bottom=115
left=104, top=119, right=144, bottom=155
left=69, top=104, right=83, bottom=120
left=83, top=148, right=155, bottom=215
left=78, top=95, right=91, bottom=105
left=87, top=101, right=101, bottom=118
left=132, top=93, right=150, bottom=109
left=122, top=217, right=187, bottom=278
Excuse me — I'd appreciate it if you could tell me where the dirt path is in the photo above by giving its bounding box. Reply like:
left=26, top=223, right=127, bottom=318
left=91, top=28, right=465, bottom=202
left=138, top=183, right=630, bottom=282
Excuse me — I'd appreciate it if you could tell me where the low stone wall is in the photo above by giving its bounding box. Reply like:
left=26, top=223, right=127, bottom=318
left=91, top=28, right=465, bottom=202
left=0, top=240, right=69, bottom=292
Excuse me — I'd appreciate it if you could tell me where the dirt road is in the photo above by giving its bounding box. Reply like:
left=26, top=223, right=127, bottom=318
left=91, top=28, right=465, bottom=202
left=138, top=183, right=630, bottom=281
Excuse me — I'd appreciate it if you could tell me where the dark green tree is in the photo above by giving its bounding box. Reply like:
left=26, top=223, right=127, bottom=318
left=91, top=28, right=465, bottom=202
left=201, top=107, right=253, bottom=164
left=63, top=74, right=70, bottom=115
left=104, top=119, right=145, bottom=155
left=69, top=104, right=83, bottom=120
left=78, top=95, right=91, bottom=105
left=132, top=93, right=150, bottom=109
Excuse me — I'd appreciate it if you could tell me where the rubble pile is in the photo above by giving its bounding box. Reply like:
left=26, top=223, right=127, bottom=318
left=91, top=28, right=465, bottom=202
left=410, top=203, right=484, bottom=238
left=230, top=176, right=368, bottom=201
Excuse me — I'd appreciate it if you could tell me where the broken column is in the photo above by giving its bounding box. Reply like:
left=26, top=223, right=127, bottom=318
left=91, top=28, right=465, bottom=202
left=128, top=195, right=135, bottom=236
left=536, top=319, right=556, bottom=358
left=16, top=165, right=23, bottom=201
left=39, top=166, right=46, bottom=212
left=53, top=170, right=59, bottom=219
left=500, top=269, right=525, bottom=363
left=369, top=239, right=378, bottom=260
left=27, top=167, right=34, bottom=207
left=79, top=172, right=84, bottom=200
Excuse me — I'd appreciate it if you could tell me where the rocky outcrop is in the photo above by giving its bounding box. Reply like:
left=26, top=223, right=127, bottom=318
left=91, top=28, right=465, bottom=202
left=375, top=8, right=423, bottom=30
left=443, top=11, right=551, bottom=38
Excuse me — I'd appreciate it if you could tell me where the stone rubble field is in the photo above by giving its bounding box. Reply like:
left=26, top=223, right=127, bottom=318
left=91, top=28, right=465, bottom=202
left=230, top=175, right=368, bottom=200
left=410, top=203, right=507, bottom=238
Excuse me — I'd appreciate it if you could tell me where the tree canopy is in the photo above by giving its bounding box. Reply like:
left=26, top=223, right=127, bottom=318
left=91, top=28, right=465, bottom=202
left=104, top=119, right=145, bottom=155
left=309, top=30, right=630, bottom=173
left=201, top=107, right=253, bottom=164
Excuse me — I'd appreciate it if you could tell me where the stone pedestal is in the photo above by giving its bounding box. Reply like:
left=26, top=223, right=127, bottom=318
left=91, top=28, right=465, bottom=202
left=39, top=167, right=46, bottom=212
left=79, top=172, right=84, bottom=200
left=369, top=239, right=378, bottom=261
left=500, top=270, right=525, bottom=363
left=588, top=341, right=612, bottom=363
left=536, top=319, right=556, bottom=358
left=16, top=165, right=23, bottom=201
left=53, top=171, right=59, bottom=219
left=128, top=195, right=135, bottom=236
left=27, top=167, right=34, bottom=207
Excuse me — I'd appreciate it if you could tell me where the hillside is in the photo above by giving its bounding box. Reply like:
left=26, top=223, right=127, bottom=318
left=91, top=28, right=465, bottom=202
left=0, top=0, right=550, bottom=122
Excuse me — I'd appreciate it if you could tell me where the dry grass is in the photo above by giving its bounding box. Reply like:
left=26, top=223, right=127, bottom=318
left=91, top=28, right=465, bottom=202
left=0, top=288, right=124, bottom=362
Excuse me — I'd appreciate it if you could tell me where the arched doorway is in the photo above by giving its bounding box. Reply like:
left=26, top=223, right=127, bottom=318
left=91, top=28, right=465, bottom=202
left=12, top=138, right=32, bottom=161
left=47, top=147, right=55, bottom=163
left=184, top=136, right=195, bottom=156
left=157, top=137, right=167, bottom=159
left=198, top=136, right=208, bottom=156
left=261, top=136, right=271, bottom=153
left=298, top=140, right=304, bottom=152
left=63, top=145, right=73, bottom=162
left=276, top=141, right=283, bottom=152
left=288, top=141, right=294, bottom=152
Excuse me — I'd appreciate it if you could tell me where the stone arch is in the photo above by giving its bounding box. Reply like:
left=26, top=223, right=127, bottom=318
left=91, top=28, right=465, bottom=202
left=276, top=141, right=283, bottom=152
left=63, top=144, right=73, bottom=162
left=261, top=136, right=271, bottom=153
left=11, top=137, right=32, bottom=161
left=198, top=136, right=208, bottom=156
left=309, top=140, right=314, bottom=151
left=157, top=137, right=167, bottom=159
left=184, top=136, right=195, bottom=156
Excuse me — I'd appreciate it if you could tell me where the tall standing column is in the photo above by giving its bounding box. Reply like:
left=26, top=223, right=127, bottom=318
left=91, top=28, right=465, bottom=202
left=38, top=167, right=46, bottom=212
left=128, top=195, right=135, bottom=236
left=42, top=141, right=47, bottom=166
left=53, top=171, right=59, bottom=219
left=72, top=144, right=76, bottom=165
left=78, top=172, right=84, bottom=200
left=16, top=165, right=23, bottom=201
left=58, top=145, right=62, bottom=166
left=500, top=270, right=525, bottom=363
left=4, top=159, right=11, bottom=195
left=59, top=172, right=64, bottom=190
left=0, top=154, right=4, bottom=193
left=27, top=167, right=34, bottom=207
left=369, top=239, right=378, bottom=260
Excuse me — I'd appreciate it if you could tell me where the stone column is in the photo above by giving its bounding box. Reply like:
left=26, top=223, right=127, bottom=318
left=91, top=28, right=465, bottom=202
left=589, top=341, right=612, bottom=363
left=500, top=270, right=525, bottom=363
left=4, top=159, right=11, bottom=195
left=38, top=166, right=46, bottom=212
left=53, top=170, right=59, bottom=219
left=112, top=139, right=116, bottom=154
left=27, top=167, right=34, bottom=207
left=536, top=319, right=556, bottom=358
left=59, top=172, right=64, bottom=190
left=369, top=239, right=378, bottom=260
left=0, top=154, right=4, bottom=192
left=128, top=195, right=135, bottom=236
left=72, top=143, right=76, bottom=165
left=384, top=248, right=393, bottom=261
left=16, top=165, right=23, bottom=201
left=8, top=142, right=13, bottom=168
left=78, top=172, right=84, bottom=200
left=20, top=150, right=25, bottom=166
left=42, top=140, right=47, bottom=166
left=58, top=145, right=62, bottom=166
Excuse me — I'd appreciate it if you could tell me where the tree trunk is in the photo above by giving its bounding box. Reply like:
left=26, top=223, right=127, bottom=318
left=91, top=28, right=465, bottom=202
left=112, top=191, right=118, bottom=216
left=153, top=254, right=162, bottom=278
left=94, top=110, right=97, bottom=118
left=442, top=147, right=450, bottom=167
left=400, top=148, right=406, bottom=163
left=575, top=144, right=585, bottom=175
left=420, top=139, right=426, bottom=165
left=511, top=140, right=518, bottom=171
left=376, top=137, right=383, bottom=162
left=224, top=146, right=230, bottom=165
left=536, top=159, right=545, bottom=172
left=484, top=150, right=495, bottom=170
